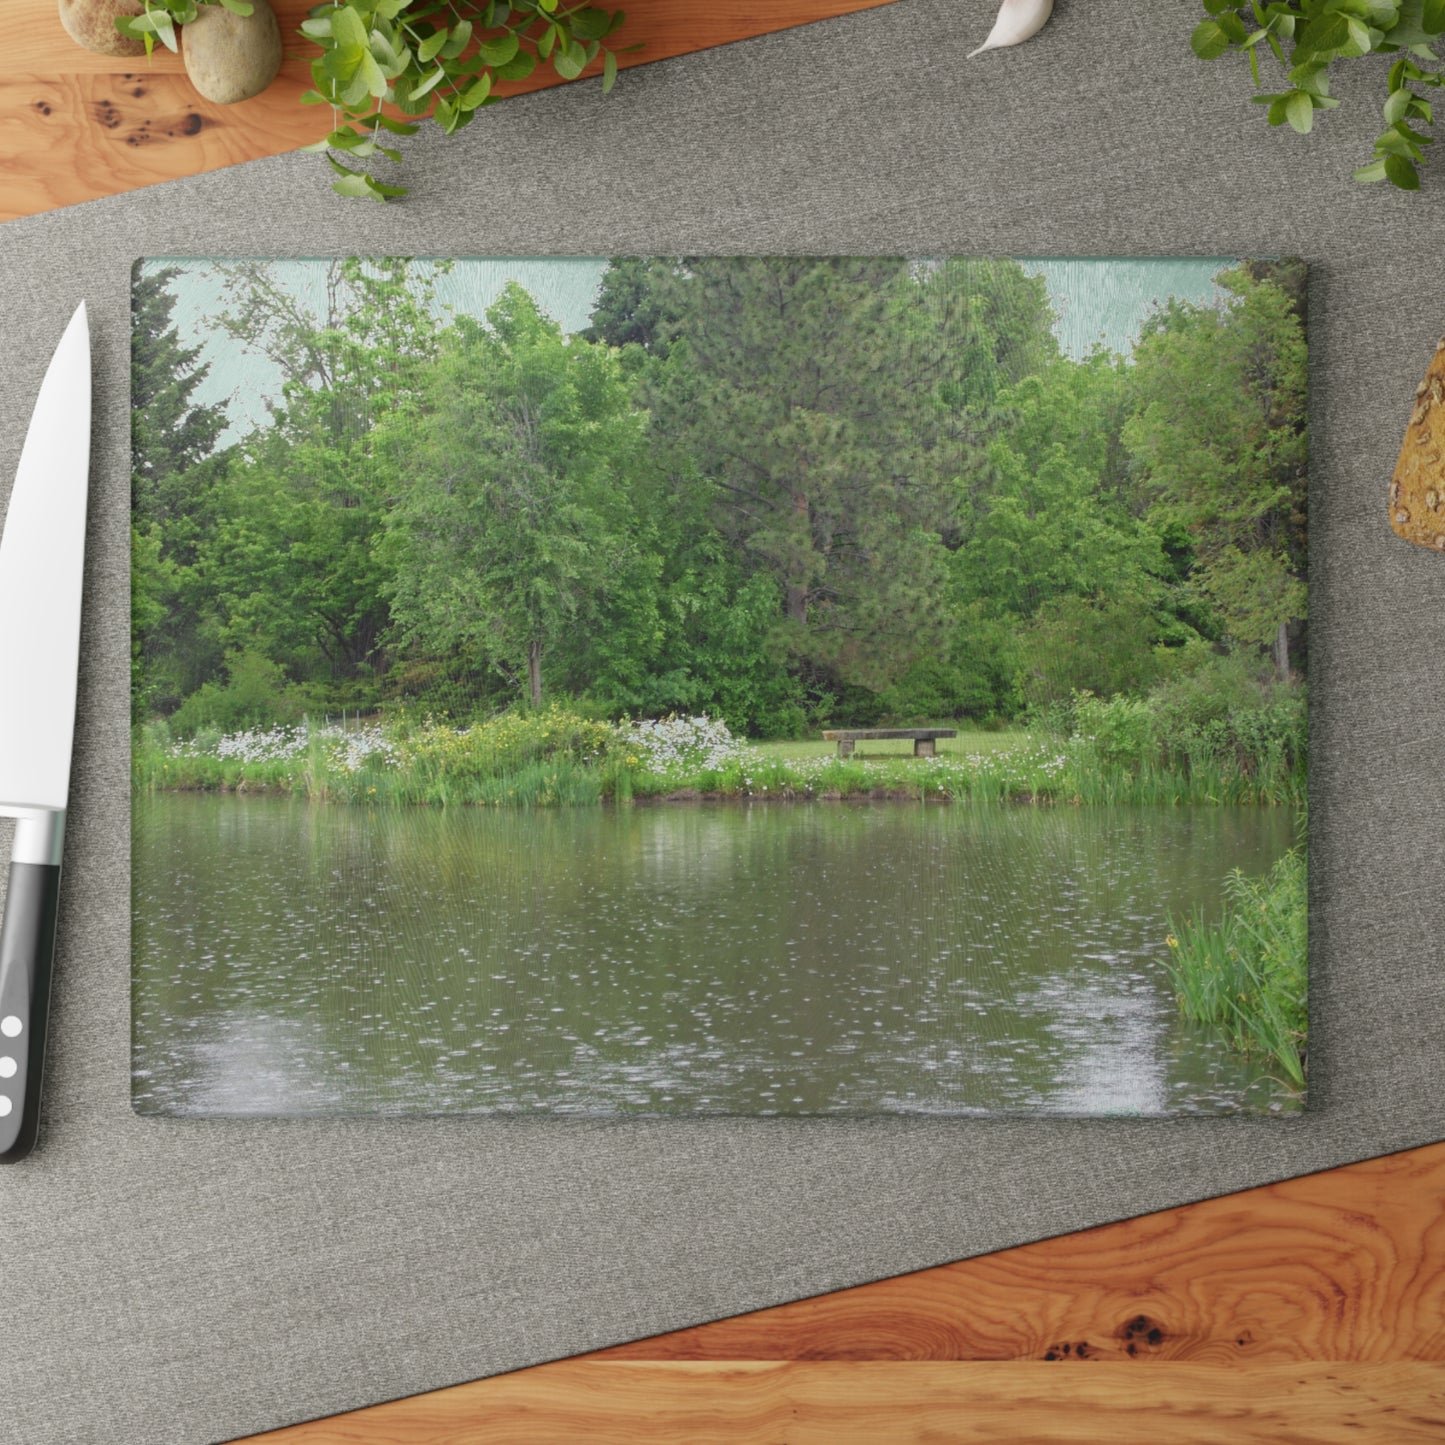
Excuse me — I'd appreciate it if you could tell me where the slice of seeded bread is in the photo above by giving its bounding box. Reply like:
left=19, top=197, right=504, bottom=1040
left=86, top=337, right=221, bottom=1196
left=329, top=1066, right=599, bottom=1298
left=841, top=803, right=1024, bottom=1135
left=1391, top=338, right=1445, bottom=551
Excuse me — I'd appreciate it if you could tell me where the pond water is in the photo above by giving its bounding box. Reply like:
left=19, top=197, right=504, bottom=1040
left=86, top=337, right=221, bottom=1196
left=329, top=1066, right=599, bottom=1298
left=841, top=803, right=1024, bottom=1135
left=132, top=795, right=1301, bottom=1117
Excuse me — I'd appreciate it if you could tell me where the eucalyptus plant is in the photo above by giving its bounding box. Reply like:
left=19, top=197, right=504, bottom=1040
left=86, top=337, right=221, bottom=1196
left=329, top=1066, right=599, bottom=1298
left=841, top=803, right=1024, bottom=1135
left=1192, top=1, right=1445, bottom=190
left=114, top=0, right=630, bottom=201
left=298, top=1, right=632, bottom=200
left=115, top=0, right=255, bottom=52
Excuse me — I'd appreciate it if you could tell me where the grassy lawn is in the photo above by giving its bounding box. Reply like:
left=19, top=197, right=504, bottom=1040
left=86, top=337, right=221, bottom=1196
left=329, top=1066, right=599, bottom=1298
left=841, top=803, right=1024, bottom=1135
left=751, top=730, right=1034, bottom=762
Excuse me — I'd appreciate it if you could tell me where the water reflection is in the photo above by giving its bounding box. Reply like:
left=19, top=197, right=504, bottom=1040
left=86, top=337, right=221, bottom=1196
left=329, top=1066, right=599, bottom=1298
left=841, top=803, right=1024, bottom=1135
left=132, top=796, right=1299, bottom=1117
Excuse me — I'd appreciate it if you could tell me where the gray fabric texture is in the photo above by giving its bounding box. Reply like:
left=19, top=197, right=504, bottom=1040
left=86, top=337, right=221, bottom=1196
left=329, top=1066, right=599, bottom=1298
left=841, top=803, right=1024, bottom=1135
left=0, top=1, right=1439, bottom=1439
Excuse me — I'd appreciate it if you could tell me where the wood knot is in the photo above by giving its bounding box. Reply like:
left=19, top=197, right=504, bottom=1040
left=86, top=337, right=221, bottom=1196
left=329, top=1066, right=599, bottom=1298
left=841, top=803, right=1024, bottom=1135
left=1119, top=1314, right=1167, bottom=1353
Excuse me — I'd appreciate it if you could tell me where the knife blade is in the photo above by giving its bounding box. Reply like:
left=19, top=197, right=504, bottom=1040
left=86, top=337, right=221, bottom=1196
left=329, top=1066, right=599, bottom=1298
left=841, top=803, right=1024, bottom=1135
left=0, top=302, right=91, bottom=1162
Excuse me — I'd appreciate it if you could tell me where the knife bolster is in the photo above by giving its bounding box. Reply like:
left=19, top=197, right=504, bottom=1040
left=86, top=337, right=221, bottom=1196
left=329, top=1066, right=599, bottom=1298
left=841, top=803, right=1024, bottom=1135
left=3, top=808, right=65, bottom=867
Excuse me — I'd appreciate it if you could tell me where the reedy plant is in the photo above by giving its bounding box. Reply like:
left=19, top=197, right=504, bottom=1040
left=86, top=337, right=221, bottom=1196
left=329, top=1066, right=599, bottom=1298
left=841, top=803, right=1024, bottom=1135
left=1193, top=1, right=1445, bottom=189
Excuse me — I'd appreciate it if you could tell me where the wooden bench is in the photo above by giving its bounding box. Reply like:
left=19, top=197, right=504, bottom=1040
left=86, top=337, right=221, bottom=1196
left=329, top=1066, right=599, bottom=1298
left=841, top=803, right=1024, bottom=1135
left=821, top=728, right=958, bottom=758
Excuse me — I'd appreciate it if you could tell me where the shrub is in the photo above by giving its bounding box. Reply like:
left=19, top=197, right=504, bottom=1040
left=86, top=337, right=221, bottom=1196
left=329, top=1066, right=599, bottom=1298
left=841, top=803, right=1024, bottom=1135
left=399, top=704, right=619, bottom=781
left=168, top=650, right=316, bottom=736
left=1071, top=691, right=1156, bottom=770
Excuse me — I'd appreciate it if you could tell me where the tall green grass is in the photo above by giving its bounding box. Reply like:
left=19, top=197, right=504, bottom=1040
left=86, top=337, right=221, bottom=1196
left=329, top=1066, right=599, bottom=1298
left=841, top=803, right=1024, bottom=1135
left=1163, top=847, right=1308, bottom=1089
left=133, top=733, right=1306, bottom=808
left=132, top=696, right=1306, bottom=811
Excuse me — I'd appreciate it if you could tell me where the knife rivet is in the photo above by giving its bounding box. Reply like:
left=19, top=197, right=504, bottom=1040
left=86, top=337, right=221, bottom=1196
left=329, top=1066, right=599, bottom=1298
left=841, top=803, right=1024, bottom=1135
left=0, top=1097, right=11, bottom=1117
left=0, top=1058, right=14, bottom=1079
left=0, top=1017, right=19, bottom=1038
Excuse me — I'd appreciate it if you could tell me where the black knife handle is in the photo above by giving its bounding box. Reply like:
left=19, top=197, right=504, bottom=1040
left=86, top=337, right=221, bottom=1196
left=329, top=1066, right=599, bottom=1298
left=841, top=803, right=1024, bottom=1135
left=0, top=861, right=61, bottom=1162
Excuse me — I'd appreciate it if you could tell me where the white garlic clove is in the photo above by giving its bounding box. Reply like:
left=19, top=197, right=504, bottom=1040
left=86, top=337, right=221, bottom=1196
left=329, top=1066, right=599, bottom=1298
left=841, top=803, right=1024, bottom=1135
left=967, top=0, right=1056, bottom=59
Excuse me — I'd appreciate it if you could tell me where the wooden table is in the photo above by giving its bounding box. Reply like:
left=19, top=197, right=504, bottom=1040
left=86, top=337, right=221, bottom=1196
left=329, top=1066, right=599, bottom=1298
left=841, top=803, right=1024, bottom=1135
left=1, top=0, right=898, bottom=221
left=10, top=5, right=1442, bottom=1441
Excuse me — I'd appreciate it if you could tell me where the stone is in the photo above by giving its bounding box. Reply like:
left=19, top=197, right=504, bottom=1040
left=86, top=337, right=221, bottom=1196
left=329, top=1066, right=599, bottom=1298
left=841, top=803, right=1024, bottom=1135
left=181, top=0, right=283, bottom=106
left=58, top=0, right=148, bottom=57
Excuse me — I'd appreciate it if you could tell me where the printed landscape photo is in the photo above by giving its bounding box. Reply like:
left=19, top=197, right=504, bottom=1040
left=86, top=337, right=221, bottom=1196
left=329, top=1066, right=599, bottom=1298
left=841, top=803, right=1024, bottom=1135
left=130, top=255, right=1308, bottom=1117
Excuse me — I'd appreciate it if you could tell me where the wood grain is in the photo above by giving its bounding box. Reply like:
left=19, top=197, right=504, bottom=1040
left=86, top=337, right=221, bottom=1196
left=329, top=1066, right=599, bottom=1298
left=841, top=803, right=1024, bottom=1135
left=2, top=0, right=899, bottom=221
left=244, top=1363, right=1445, bottom=1443
left=233, top=1142, right=1445, bottom=1442
left=596, top=1142, right=1445, bottom=1365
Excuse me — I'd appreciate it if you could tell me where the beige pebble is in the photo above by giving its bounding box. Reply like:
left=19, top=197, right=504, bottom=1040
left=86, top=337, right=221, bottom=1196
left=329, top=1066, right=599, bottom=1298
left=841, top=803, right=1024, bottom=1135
left=58, top=0, right=146, bottom=56
left=1397, top=508, right=1412, bottom=525
left=182, top=0, right=282, bottom=104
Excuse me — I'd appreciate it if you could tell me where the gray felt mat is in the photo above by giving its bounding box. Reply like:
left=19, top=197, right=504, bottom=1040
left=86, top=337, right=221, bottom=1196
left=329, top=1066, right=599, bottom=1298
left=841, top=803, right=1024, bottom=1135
left=1, top=2, right=1442, bottom=1440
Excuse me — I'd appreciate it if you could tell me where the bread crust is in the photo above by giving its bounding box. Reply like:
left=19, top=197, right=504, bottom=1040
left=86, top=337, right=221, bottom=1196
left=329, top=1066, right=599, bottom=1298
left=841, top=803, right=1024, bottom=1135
left=1391, top=337, right=1445, bottom=552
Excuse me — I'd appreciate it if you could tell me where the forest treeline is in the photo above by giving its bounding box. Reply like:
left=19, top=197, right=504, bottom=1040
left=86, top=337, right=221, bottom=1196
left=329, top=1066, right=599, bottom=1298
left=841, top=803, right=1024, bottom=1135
left=132, top=255, right=1308, bottom=740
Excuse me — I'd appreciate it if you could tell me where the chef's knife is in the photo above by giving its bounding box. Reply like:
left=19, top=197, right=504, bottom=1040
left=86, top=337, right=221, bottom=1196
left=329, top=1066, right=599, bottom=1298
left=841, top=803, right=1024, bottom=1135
left=0, top=303, right=91, bottom=1163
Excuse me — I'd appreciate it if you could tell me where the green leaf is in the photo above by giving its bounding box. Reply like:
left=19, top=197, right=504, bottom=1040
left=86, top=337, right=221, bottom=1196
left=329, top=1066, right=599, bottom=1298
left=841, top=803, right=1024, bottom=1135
left=370, top=28, right=401, bottom=71
left=440, top=19, right=473, bottom=58
left=602, top=47, right=618, bottom=92
left=331, top=173, right=388, bottom=200
left=417, top=27, right=448, bottom=62
left=339, top=70, right=372, bottom=107
left=1353, top=157, right=1390, bottom=180
left=539, top=23, right=557, bottom=58
left=1385, top=150, right=1423, bottom=184
left=330, top=4, right=369, bottom=51
left=1285, top=89, right=1315, bottom=133
left=1192, top=18, right=1232, bottom=59
left=410, top=64, right=448, bottom=101
left=492, top=49, right=536, bottom=80
left=358, top=48, right=389, bottom=98
left=1393, top=117, right=1436, bottom=142
left=1385, top=85, right=1413, bottom=121
left=570, top=7, right=613, bottom=40
left=553, top=37, right=588, bottom=78
left=1342, top=16, right=1374, bottom=53
left=370, top=113, right=422, bottom=135
left=478, top=31, right=520, bottom=66
left=1217, top=11, right=1250, bottom=43
left=216, top=0, right=254, bottom=14
left=298, top=88, right=330, bottom=105
left=460, top=74, right=492, bottom=109
left=1427, top=0, right=1445, bottom=31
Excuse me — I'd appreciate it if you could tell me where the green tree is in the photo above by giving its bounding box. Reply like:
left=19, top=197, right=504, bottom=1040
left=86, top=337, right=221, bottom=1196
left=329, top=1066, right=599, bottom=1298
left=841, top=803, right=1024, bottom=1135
left=640, top=257, right=965, bottom=696
left=1124, top=264, right=1308, bottom=679
left=130, top=264, right=232, bottom=719
left=382, top=284, right=651, bottom=707
left=195, top=258, right=454, bottom=707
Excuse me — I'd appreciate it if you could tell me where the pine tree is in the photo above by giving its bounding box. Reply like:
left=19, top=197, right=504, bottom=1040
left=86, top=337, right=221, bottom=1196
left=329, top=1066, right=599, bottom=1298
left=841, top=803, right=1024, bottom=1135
left=642, top=257, right=962, bottom=694
left=130, top=266, right=231, bottom=719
